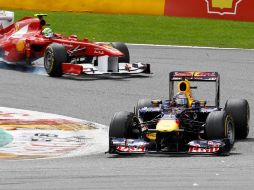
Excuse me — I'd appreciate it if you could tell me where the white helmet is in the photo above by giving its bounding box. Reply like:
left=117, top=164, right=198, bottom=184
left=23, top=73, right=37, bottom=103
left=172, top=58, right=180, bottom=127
left=42, top=27, right=53, bottom=38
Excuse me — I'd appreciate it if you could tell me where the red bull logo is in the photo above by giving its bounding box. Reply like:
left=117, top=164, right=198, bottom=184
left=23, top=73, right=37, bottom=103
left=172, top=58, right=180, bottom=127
left=205, top=0, right=243, bottom=15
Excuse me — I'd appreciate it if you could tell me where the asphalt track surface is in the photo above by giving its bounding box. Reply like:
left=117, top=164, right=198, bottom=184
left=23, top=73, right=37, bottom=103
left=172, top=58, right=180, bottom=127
left=0, top=45, right=253, bottom=190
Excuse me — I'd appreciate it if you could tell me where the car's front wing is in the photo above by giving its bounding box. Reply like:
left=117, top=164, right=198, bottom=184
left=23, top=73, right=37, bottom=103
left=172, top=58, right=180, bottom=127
left=108, top=138, right=231, bottom=155
left=61, top=62, right=151, bottom=76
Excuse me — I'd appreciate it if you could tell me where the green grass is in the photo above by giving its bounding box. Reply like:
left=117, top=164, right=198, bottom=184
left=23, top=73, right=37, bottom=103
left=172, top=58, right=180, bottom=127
left=13, top=10, right=254, bottom=48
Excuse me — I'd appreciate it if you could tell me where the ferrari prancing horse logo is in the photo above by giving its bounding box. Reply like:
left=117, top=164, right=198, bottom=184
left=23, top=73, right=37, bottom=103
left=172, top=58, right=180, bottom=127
left=205, top=0, right=243, bottom=15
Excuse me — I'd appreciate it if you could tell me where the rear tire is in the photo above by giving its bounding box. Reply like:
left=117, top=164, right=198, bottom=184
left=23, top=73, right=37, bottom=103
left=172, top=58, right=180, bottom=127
left=205, top=111, right=235, bottom=146
left=44, top=43, right=67, bottom=77
left=111, top=42, right=130, bottom=63
left=136, top=99, right=152, bottom=117
left=109, top=111, right=140, bottom=139
left=225, top=99, right=250, bottom=139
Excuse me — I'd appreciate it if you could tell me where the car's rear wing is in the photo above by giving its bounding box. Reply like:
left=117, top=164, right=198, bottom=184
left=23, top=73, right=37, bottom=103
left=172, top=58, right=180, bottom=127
left=169, top=71, right=219, bottom=81
left=0, top=11, right=14, bottom=29
left=169, top=71, right=220, bottom=108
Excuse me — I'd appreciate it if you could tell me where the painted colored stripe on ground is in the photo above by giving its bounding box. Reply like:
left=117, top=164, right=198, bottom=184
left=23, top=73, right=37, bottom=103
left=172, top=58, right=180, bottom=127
left=0, top=129, right=13, bottom=147
left=0, top=107, right=108, bottom=160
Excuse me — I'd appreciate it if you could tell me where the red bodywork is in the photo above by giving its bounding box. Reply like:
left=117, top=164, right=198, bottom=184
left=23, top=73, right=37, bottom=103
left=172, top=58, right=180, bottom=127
left=0, top=16, right=123, bottom=64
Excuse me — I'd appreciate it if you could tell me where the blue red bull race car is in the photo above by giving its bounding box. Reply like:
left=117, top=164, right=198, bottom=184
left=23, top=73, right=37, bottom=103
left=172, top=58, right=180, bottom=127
left=0, top=11, right=150, bottom=77
left=108, top=71, right=250, bottom=155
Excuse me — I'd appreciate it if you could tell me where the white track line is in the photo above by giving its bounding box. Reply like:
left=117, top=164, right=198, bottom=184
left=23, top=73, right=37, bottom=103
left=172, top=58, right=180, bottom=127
left=127, top=43, right=254, bottom=51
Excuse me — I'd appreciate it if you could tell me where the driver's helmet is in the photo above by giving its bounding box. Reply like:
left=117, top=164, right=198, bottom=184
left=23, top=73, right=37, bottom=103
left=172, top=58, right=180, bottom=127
left=42, top=27, right=53, bottom=38
left=174, top=92, right=188, bottom=108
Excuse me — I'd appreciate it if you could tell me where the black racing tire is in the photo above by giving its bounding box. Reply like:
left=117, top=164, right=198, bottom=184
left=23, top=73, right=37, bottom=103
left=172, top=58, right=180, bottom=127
left=109, top=111, right=140, bottom=139
left=0, top=48, right=4, bottom=58
left=136, top=99, right=152, bottom=116
left=225, top=99, right=250, bottom=139
left=111, top=42, right=130, bottom=63
left=205, top=111, right=235, bottom=146
left=44, top=43, right=67, bottom=77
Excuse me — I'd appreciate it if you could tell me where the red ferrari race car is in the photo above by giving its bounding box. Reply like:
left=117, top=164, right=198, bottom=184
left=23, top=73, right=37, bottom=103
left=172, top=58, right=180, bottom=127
left=0, top=11, right=150, bottom=77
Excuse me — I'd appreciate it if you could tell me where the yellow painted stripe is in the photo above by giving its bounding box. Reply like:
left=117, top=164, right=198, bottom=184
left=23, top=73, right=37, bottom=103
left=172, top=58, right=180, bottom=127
left=0, top=124, right=94, bottom=131
left=0, top=0, right=165, bottom=15
left=0, top=153, right=17, bottom=159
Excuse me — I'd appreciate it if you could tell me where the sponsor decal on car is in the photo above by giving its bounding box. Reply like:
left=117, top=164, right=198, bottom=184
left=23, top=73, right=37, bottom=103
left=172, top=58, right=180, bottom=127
left=188, top=140, right=221, bottom=153
left=94, top=49, right=104, bottom=55
left=11, top=25, right=29, bottom=38
left=188, top=146, right=220, bottom=153
left=116, top=145, right=146, bottom=153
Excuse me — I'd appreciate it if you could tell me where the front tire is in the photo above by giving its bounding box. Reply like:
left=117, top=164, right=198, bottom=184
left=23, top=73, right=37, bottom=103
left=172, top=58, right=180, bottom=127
left=225, top=99, right=250, bottom=139
left=109, top=111, right=140, bottom=139
left=111, top=42, right=130, bottom=63
left=205, top=111, right=235, bottom=147
left=44, top=43, right=67, bottom=77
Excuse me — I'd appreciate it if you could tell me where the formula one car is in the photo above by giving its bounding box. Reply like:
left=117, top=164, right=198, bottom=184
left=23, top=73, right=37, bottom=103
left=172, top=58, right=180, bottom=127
left=0, top=11, right=150, bottom=77
left=108, top=71, right=250, bottom=155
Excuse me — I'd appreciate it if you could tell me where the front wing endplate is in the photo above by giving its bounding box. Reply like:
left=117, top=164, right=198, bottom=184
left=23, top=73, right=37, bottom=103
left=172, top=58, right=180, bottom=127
left=109, top=138, right=231, bottom=155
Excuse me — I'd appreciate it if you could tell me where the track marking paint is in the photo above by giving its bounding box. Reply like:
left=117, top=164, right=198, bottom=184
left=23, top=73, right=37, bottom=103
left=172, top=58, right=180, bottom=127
left=0, top=107, right=108, bottom=160
left=127, top=43, right=254, bottom=51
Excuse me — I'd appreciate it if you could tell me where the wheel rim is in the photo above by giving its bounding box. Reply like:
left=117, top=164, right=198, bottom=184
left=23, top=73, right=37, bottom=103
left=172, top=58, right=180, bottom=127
left=130, top=117, right=141, bottom=138
left=246, top=103, right=250, bottom=131
left=227, top=120, right=235, bottom=145
left=44, top=50, right=54, bottom=71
